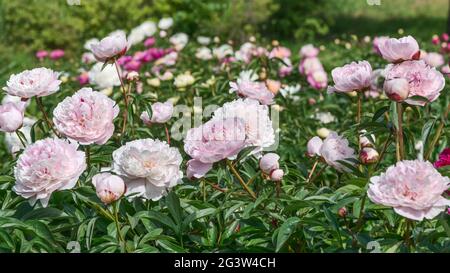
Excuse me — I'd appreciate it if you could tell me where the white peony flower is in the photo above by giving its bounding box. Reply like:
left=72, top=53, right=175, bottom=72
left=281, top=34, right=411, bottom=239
left=195, top=47, right=213, bottom=60
left=158, top=17, right=174, bottom=30
left=170, top=33, right=189, bottom=51
left=88, top=62, right=121, bottom=90
left=128, top=21, right=157, bottom=47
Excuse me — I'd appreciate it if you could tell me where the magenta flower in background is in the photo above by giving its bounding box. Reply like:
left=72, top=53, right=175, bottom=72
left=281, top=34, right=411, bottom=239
left=327, top=61, right=372, bottom=93
left=144, top=37, right=156, bottom=47
left=36, top=50, right=48, bottom=60
left=50, top=49, right=65, bottom=60
left=434, top=148, right=450, bottom=168
left=77, top=72, right=90, bottom=86
left=442, top=33, right=449, bottom=41
left=124, top=59, right=142, bottom=71
left=117, top=55, right=133, bottom=66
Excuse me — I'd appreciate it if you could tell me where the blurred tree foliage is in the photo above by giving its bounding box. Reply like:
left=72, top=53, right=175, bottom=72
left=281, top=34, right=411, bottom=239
left=0, top=0, right=329, bottom=53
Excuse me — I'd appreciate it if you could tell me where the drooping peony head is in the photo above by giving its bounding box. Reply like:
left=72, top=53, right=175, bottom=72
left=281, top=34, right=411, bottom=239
left=53, top=88, right=119, bottom=145
left=3, top=67, right=61, bottom=98
left=92, top=172, right=126, bottom=205
left=306, top=136, right=323, bottom=157
left=112, top=139, right=183, bottom=201
left=90, top=32, right=128, bottom=62
left=184, top=117, right=247, bottom=165
left=384, top=60, right=445, bottom=106
left=307, top=69, right=328, bottom=90
left=319, top=132, right=356, bottom=172
left=229, top=78, right=274, bottom=105
left=299, top=44, right=319, bottom=58
left=434, top=148, right=450, bottom=168
left=328, top=61, right=372, bottom=93
left=211, top=98, right=275, bottom=154
left=13, top=138, right=86, bottom=207
left=0, top=102, right=25, bottom=133
left=140, top=100, right=174, bottom=125
left=368, top=160, right=450, bottom=221
left=378, top=36, right=420, bottom=63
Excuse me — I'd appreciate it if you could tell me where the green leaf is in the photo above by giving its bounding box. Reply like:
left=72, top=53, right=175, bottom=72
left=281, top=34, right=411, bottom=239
left=166, top=192, right=183, bottom=227
left=275, top=217, right=300, bottom=252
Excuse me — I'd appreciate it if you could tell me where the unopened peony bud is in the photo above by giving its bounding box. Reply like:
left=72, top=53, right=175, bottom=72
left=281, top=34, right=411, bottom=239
left=360, top=147, right=379, bottom=164
left=259, top=153, right=280, bottom=174
left=307, top=136, right=323, bottom=157
left=272, top=40, right=280, bottom=47
left=92, top=173, right=126, bottom=205
left=359, top=130, right=375, bottom=148
left=338, top=207, right=347, bottom=217
left=308, top=98, right=317, bottom=105
left=140, top=101, right=174, bottom=125
left=317, top=127, right=330, bottom=139
left=0, top=102, right=24, bottom=132
left=270, top=169, right=284, bottom=182
left=384, top=78, right=410, bottom=102
left=147, top=78, right=161, bottom=87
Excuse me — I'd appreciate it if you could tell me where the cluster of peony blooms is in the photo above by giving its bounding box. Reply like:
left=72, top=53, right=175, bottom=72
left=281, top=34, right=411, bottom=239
left=299, top=44, right=328, bottom=90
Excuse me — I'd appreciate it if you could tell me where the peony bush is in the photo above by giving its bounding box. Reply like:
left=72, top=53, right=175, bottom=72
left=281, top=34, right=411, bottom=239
left=0, top=18, right=449, bottom=254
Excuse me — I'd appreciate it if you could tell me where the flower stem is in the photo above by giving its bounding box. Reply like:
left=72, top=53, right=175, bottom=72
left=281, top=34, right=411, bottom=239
left=306, top=159, right=319, bottom=183
left=424, top=104, right=449, bottom=160
left=36, top=97, right=60, bottom=137
left=85, top=145, right=91, bottom=171
left=164, top=124, right=171, bottom=145
left=112, top=201, right=127, bottom=253
left=396, top=102, right=405, bottom=161
left=15, top=130, right=27, bottom=148
left=114, top=60, right=128, bottom=135
left=226, top=160, right=257, bottom=200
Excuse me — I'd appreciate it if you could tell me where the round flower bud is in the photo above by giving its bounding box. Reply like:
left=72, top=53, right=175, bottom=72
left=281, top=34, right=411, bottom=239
left=360, top=147, right=379, bottom=164
left=317, top=127, right=331, bottom=139
left=92, top=173, right=126, bottom=205
left=270, top=169, right=284, bottom=182
left=126, top=71, right=140, bottom=81
left=259, top=153, right=280, bottom=174
left=384, top=78, right=410, bottom=102
left=338, top=207, right=347, bottom=217
left=0, top=102, right=24, bottom=132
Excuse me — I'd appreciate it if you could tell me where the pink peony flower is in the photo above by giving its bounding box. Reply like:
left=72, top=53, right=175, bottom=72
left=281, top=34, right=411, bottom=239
left=270, top=169, right=284, bottom=181
left=306, top=136, right=323, bottom=157
left=117, top=55, right=133, bottom=66
left=13, top=138, right=86, bottom=207
left=77, top=72, right=90, bottom=86
left=299, top=44, right=319, bottom=58
left=112, top=139, right=183, bottom=201
left=359, top=147, right=379, bottom=164
left=36, top=50, right=48, bottom=60
left=0, top=102, right=25, bottom=132
left=368, top=160, right=450, bottom=221
left=49, top=49, right=65, bottom=60
left=124, top=60, right=141, bottom=71
left=307, top=69, right=328, bottom=90
left=384, top=60, right=445, bottom=106
left=442, top=33, right=449, bottom=41
left=140, top=101, right=174, bottom=125
left=378, top=36, right=420, bottom=63
left=328, top=61, right=372, bottom=93
left=186, top=159, right=213, bottom=180
left=144, top=37, right=156, bottom=47
left=320, top=132, right=356, bottom=172
left=299, top=57, right=324, bottom=75
left=53, top=88, right=119, bottom=145
left=434, top=148, right=450, bottom=168
left=431, top=35, right=440, bottom=45
left=441, top=64, right=450, bottom=75
left=423, top=52, right=445, bottom=67
left=383, top=78, right=410, bottom=102
left=269, top=46, right=291, bottom=59
left=3, top=67, right=61, bottom=98
left=259, top=153, right=280, bottom=174
left=184, top=117, right=246, bottom=165
left=372, top=36, right=389, bottom=55
left=278, top=58, right=293, bottom=77
left=90, top=32, right=128, bottom=62
left=92, top=173, right=126, bottom=205
left=229, top=79, right=274, bottom=105
left=81, top=52, right=96, bottom=64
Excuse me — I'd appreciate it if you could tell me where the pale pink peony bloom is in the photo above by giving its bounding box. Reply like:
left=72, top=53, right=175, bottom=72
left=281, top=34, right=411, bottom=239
left=384, top=60, right=445, bottom=106
left=441, top=64, right=450, bottom=75
left=423, top=52, right=445, bottom=67
left=368, top=160, right=450, bottom=221
left=13, top=138, right=86, bottom=207
left=372, top=36, right=389, bottom=55
left=81, top=52, right=97, bottom=64
left=278, top=58, right=293, bottom=77
left=90, top=32, right=128, bottom=62
left=77, top=72, right=90, bottom=86
left=383, top=78, right=410, bottom=102
left=259, top=153, right=280, bottom=174
left=270, top=169, right=284, bottom=181
left=307, top=69, right=328, bottom=90
left=378, top=36, right=420, bottom=63
left=299, top=57, right=324, bottom=75
left=140, top=101, right=173, bottom=125
left=92, top=173, right=126, bottom=205
left=320, top=132, right=356, bottom=172
left=229, top=79, right=274, bottom=105
left=299, top=44, right=319, bottom=58
left=211, top=98, right=275, bottom=155
left=112, top=139, right=183, bottom=201
left=186, top=159, right=213, bottom=180
left=3, top=67, right=61, bottom=98
left=0, top=102, right=25, bottom=132
left=328, top=61, right=372, bottom=93
left=184, top=117, right=246, bottom=165
left=307, top=136, right=323, bottom=157
left=49, top=49, right=65, bottom=60
left=266, top=79, right=281, bottom=94
left=53, top=88, right=119, bottom=145
left=269, top=46, right=291, bottom=59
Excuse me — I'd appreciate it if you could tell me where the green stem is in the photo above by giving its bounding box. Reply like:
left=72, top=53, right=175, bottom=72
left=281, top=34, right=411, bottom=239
left=85, top=146, right=91, bottom=171
left=113, top=202, right=127, bottom=253
left=226, top=160, right=257, bottom=200
left=15, top=130, right=27, bottom=148
left=396, top=102, right=405, bottom=161
left=424, top=104, right=449, bottom=160
left=114, top=60, right=128, bottom=135
left=36, top=97, right=60, bottom=137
